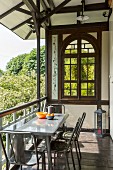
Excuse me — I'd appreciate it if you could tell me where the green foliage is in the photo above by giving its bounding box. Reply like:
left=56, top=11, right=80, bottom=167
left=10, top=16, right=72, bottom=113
left=6, top=54, right=27, bottom=75
left=0, top=46, right=46, bottom=112
left=0, top=69, right=4, bottom=76
left=6, top=46, right=46, bottom=76
left=0, top=75, right=37, bottom=111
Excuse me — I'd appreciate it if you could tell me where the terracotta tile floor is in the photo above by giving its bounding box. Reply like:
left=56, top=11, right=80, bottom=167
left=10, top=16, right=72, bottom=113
left=20, top=132, right=113, bottom=170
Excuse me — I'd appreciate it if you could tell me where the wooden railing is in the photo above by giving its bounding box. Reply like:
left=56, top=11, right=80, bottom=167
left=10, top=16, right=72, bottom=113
left=0, top=96, right=47, bottom=169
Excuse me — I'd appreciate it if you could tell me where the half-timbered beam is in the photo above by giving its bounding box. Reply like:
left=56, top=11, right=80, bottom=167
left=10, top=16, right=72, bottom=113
left=40, top=0, right=71, bottom=24
left=56, top=3, right=110, bottom=14
left=46, top=0, right=55, bottom=10
left=11, top=17, right=32, bottom=31
left=0, top=2, right=24, bottom=19
left=25, top=30, right=32, bottom=39
left=40, top=0, right=48, bottom=11
left=22, top=0, right=40, bottom=18
left=16, top=8, right=31, bottom=15
left=40, top=0, right=51, bottom=26
left=31, top=11, right=39, bottom=36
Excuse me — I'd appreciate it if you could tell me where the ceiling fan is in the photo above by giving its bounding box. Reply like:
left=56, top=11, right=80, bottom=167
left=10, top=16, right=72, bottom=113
left=76, top=0, right=89, bottom=21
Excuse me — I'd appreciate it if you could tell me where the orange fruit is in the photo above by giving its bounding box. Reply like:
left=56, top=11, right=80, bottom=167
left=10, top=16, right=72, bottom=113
left=47, top=113, right=51, bottom=116
left=51, top=113, right=54, bottom=116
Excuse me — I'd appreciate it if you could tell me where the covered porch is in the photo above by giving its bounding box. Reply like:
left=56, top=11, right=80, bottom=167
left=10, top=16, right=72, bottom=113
left=0, top=0, right=113, bottom=169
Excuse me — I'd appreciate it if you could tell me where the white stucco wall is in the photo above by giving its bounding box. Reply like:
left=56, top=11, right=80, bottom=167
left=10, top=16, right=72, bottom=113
left=102, top=31, right=109, bottom=100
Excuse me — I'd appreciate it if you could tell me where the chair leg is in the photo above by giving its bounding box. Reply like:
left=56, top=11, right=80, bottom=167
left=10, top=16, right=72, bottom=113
left=74, top=140, right=81, bottom=169
left=20, top=165, right=22, bottom=170
left=42, top=153, right=46, bottom=170
left=70, top=148, right=76, bottom=170
left=77, top=140, right=81, bottom=159
left=65, top=152, right=70, bottom=170
left=6, top=162, right=10, bottom=170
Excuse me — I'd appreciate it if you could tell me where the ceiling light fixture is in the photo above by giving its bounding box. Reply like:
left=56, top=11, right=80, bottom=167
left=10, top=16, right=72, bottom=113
left=76, top=0, right=89, bottom=22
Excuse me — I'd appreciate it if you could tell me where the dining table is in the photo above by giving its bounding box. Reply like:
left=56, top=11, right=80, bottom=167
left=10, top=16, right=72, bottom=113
left=2, top=113, right=69, bottom=170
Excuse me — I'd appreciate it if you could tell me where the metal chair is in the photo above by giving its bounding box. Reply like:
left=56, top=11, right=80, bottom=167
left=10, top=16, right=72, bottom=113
left=49, top=118, right=82, bottom=170
left=55, top=112, right=86, bottom=169
left=0, top=131, right=45, bottom=170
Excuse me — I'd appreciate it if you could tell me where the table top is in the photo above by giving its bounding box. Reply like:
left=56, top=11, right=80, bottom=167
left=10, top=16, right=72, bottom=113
left=3, top=113, right=69, bottom=136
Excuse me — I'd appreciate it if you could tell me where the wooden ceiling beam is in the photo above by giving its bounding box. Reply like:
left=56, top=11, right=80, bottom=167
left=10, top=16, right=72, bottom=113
left=22, top=0, right=40, bottom=18
left=16, top=8, right=31, bottom=15
left=40, top=0, right=71, bottom=24
left=40, top=0, right=51, bottom=26
left=46, top=0, right=55, bottom=10
left=31, top=11, right=39, bottom=36
left=40, top=0, right=48, bottom=11
left=25, top=30, right=32, bottom=39
left=23, top=0, right=48, bottom=28
left=11, top=17, right=32, bottom=31
left=49, top=22, right=109, bottom=33
left=0, top=2, right=24, bottom=19
left=56, top=3, right=110, bottom=14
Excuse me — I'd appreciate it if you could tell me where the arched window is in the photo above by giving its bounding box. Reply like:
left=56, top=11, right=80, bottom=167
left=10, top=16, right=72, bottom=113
left=61, top=34, right=99, bottom=101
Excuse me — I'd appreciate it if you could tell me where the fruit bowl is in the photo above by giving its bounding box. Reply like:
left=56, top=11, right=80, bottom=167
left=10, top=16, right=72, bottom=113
left=36, top=112, right=47, bottom=119
left=46, top=114, right=54, bottom=120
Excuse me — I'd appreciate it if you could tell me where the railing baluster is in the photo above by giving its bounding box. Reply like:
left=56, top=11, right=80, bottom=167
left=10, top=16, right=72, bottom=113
left=13, top=112, right=16, bottom=123
left=6, top=134, right=9, bottom=158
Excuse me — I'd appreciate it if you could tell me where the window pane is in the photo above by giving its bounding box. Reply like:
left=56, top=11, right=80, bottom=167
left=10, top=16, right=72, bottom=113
left=88, top=64, right=95, bottom=80
left=71, top=45, right=75, bottom=49
left=81, top=40, right=95, bottom=54
left=88, top=57, right=95, bottom=63
left=64, top=90, right=70, bottom=96
left=66, top=45, right=71, bottom=49
left=64, top=83, right=70, bottom=96
left=64, top=65, right=70, bottom=80
left=70, top=40, right=77, bottom=44
left=64, top=58, right=70, bottom=64
left=71, top=83, right=77, bottom=89
left=81, top=58, right=87, bottom=64
left=89, top=49, right=95, bottom=53
left=81, top=90, right=87, bottom=96
left=75, top=45, right=77, bottom=49
left=88, top=90, right=95, bottom=96
left=71, top=65, right=77, bottom=80
left=81, top=65, right=87, bottom=80
left=71, top=90, right=77, bottom=96
left=81, top=49, right=88, bottom=53
left=71, top=49, right=77, bottom=54
left=88, top=83, right=94, bottom=89
left=82, top=40, right=89, bottom=44
left=64, top=83, right=70, bottom=89
left=85, top=44, right=93, bottom=48
left=71, top=58, right=77, bottom=64
left=81, top=83, right=87, bottom=89
left=65, top=49, right=70, bottom=54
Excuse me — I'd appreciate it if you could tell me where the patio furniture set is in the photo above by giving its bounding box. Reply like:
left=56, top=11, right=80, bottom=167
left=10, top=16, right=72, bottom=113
left=0, top=105, right=86, bottom=170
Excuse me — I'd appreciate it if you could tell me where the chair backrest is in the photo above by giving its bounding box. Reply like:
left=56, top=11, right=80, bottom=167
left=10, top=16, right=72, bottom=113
left=81, top=112, right=86, bottom=127
left=0, top=131, right=33, bottom=165
left=76, top=112, right=86, bottom=138
left=67, top=117, right=81, bottom=148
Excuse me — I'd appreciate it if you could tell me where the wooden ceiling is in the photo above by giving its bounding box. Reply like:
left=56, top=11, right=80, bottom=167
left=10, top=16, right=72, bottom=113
left=0, top=0, right=111, bottom=39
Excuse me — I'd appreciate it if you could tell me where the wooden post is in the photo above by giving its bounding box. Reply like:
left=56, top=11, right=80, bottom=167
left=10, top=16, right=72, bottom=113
left=0, top=118, right=2, bottom=169
left=36, top=0, right=41, bottom=110
left=108, top=0, right=113, bottom=7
